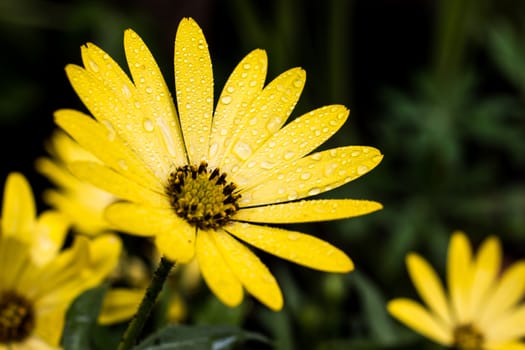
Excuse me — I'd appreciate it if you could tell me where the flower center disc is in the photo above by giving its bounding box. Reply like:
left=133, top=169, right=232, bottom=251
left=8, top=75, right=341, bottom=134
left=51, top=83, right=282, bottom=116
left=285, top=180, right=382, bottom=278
left=0, top=291, right=35, bottom=343
left=166, top=161, right=241, bottom=230
left=453, top=323, right=484, bottom=350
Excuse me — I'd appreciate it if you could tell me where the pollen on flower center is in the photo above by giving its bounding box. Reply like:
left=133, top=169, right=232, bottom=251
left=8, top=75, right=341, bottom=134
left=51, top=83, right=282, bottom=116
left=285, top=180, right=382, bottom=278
left=166, top=161, right=241, bottom=230
left=0, top=291, right=35, bottom=343
left=453, top=323, right=484, bottom=350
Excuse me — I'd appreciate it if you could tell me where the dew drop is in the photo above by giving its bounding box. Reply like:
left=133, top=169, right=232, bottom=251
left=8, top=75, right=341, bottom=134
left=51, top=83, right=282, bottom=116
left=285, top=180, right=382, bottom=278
left=209, top=142, right=218, bottom=157
left=308, top=187, right=321, bottom=196
left=145, top=87, right=153, bottom=94
left=311, top=153, right=322, bottom=161
left=300, top=172, right=311, bottom=180
left=143, top=118, right=154, bottom=132
left=221, top=96, right=232, bottom=105
left=227, top=86, right=235, bottom=93
left=101, top=120, right=116, bottom=141
left=373, top=155, right=383, bottom=163
left=88, top=60, right=99, bottom=72
left=233, top=141, right=252, bottom=159
left=288, top=233, right=299, bottom=241
left=293, top=79, right=303, bottom=88
left=260, top=161, right=274, bottom=170
left=351, top=150, right=361, bottom=157
left=118, top=159, right=128, bottom=171
left=122, top=84, right=132, bottom=98
left=357, top=165, right=368, bottom=175
left=284, top=151, right=295, bottom=160
left=287, top=191, right=298, bottom=201
left=243, top=63, right=251, bottom=70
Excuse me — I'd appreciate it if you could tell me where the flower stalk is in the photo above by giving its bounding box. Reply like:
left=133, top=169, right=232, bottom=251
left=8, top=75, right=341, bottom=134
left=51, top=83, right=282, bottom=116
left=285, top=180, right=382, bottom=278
left=117, top=256, right=175, bottom=350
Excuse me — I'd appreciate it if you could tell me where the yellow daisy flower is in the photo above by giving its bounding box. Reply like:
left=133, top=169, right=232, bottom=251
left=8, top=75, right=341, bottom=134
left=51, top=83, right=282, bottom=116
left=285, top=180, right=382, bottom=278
left=35, top=129, right=116, bottom=236
left=55, top=17, right=383, bottom=310
left=388, top=231, right=525, bottom=350
left=0, top=172, right=121, bottom=349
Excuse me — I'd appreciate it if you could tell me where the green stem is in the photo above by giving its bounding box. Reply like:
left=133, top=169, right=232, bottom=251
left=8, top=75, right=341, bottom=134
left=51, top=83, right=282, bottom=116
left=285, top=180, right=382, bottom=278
left=117, top=256, right=175, bottom=350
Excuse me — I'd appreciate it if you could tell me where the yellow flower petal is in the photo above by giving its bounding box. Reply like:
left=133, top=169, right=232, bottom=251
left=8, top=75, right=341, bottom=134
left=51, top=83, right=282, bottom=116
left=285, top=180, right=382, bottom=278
left=469, top=235, right=501, bottom=318
left=196, top=231, right=243, bottom=307
left=124, top=29, right=187, bottom=166
left=1, top=172, right=35, bottom=240
left=486, top=305, right=525, bottom=344
left=226, top=222, right=353, bottom=272
left=54, top=109, right=162, bottom=191
left=104, top=202, right=194, bottom=250
left=235, top=199, right=382, bottom=223
left=234, top=105, right=349, bottom=184
left=0, top=236, right=31, bottom=291
left=406, top=253, right=453, bottom=327
left=98, top=288, right=144, bottom=325
left=208, top=49, right=267, bottom=168
left=174, top=17, right=213, bottom=163
left=68, top=161, right=167, bottom=208
left=88, top=233, right=122, bottom=281
left=488, top=341, right=525, bottom=350
left=239, top=146, right=383, bottom=206
left=387, top=298, right=453, bottom=346
left=65, top=63, right=171, bottom=179
left=31, top=211, right=70, bottom=266
left=221, top=68, right=305, bottom=175
left=155, top=229, right=196, bottom=264
left=212, top=230, right=283, bottom=311
left=478, top=260, right=525, bottom=327
left=447, top=231, right=473, bottom=323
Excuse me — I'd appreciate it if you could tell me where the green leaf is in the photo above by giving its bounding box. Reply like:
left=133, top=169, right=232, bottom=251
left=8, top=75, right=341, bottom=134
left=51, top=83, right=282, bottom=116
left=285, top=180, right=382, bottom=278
left=62, top=283, right=109, bottom=350
left=348, top=271, right=409, bottom=346
left=133, top=324, right=271, bottom=350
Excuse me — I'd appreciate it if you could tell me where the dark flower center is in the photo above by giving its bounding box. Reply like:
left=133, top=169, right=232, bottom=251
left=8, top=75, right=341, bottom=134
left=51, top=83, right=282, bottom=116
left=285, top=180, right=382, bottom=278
left=0, top=291, right=35, bottom=343
left=166, top=161, right=241, bottom=230
left=453, top=323, right=484, bottom=350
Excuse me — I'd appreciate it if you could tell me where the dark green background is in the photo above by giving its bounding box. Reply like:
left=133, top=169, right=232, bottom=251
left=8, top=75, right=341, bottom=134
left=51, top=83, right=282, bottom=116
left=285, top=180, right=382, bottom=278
left=1, top=0, right=524, bottom=349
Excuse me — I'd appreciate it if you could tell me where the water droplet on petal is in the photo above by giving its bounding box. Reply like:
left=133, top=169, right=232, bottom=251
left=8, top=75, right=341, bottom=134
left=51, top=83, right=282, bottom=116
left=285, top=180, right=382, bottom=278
left=145, top=87, right=153, bottom=94
left=143, top=118, right=154, bottom=132
left=122, top=84, right=132, bottom=98
left=357, top=165, right=368, bottom=175
left=308, top=187, right=321, bottom=196
left=118, top=159, right=128, bottom=170
left=88, top=60, right=99, bottom=72
left=288, top=233, right=299, bottom=241
left=221, top=96, right=232, bottom=105
left=287, top=191, right=298, bottom=201
left=209, top=143, right=218, bottom=157
left=293, top=79, right=303, bottom=88
left=233, top=141, right=252, bottom=160
left=227, top=86, right=235, bottom=93
left=243, top=63, right=251, bottom=70
left=101, top=120, right=116, bottom=141
left=284, top=151, right=295, bottom=160
left=300, top=172, right=311, bottom=180
left=351, top=150, right=361, bottom=157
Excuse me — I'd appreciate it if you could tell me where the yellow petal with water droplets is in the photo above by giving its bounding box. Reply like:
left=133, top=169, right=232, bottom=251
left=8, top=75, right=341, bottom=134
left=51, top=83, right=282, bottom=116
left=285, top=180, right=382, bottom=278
left=174, top=17, right=213, bottom=163
left=31, top=211, right=69, bottom=266
left=235, top=199, right=382, bottom=223
left=1, top=172, right=35, bottom=241
left=406, top=253, right=453, bottom=327
left=239, top=146, right=383, bottom=206
left=196, top=231, right=243, bottom=307
left=478, top=260, right=525, bottom=327
left=55, top=109, right=162, bottom=192
left=212, top=230, right=283, bottom=310
left=98, top=288, right=144, bottom=325
left=221, top=67, right=305, bottom=174
left=387, top=299, right=453, bottom=346
left=486, top=305, right=525, bottom=344
left=68, top=161, right=167, bottom=208
left=447, top=231, right=473, bottom=323
left=226, top=222, right=353, bottom=272
left=469, top=235, right=501, bottom=319
left=65, top=63, right=171, bottom=179
left=208, top=49, right=268, bottom=168
left=124, top=29, right=186, bottom=165
left=233, top=105, right=349, bottom=184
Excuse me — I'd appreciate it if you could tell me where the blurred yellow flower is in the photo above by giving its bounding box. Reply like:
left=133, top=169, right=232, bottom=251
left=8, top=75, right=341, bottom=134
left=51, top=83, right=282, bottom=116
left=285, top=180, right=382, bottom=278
left=0, top=172, right=120, bottom=349
left=388, top=231, right=525, bottom=350
left=55, top=17, right=383, bottom=310
left=35, top=129, right=116, bottom=236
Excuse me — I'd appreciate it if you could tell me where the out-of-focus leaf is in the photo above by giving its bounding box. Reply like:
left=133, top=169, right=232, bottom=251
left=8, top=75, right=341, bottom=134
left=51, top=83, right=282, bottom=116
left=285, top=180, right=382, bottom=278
left=347, top=271, right=411, bottom=347
left=62, top=283, right=109, bottom=350
left=134, top=324, right=271, bottom=350
left=257, top=308, right=294, bottom=350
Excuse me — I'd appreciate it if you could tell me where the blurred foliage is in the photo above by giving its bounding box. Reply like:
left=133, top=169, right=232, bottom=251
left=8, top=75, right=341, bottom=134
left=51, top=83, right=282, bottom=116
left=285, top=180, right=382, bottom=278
left=1, top=0, right=524, bottom=349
